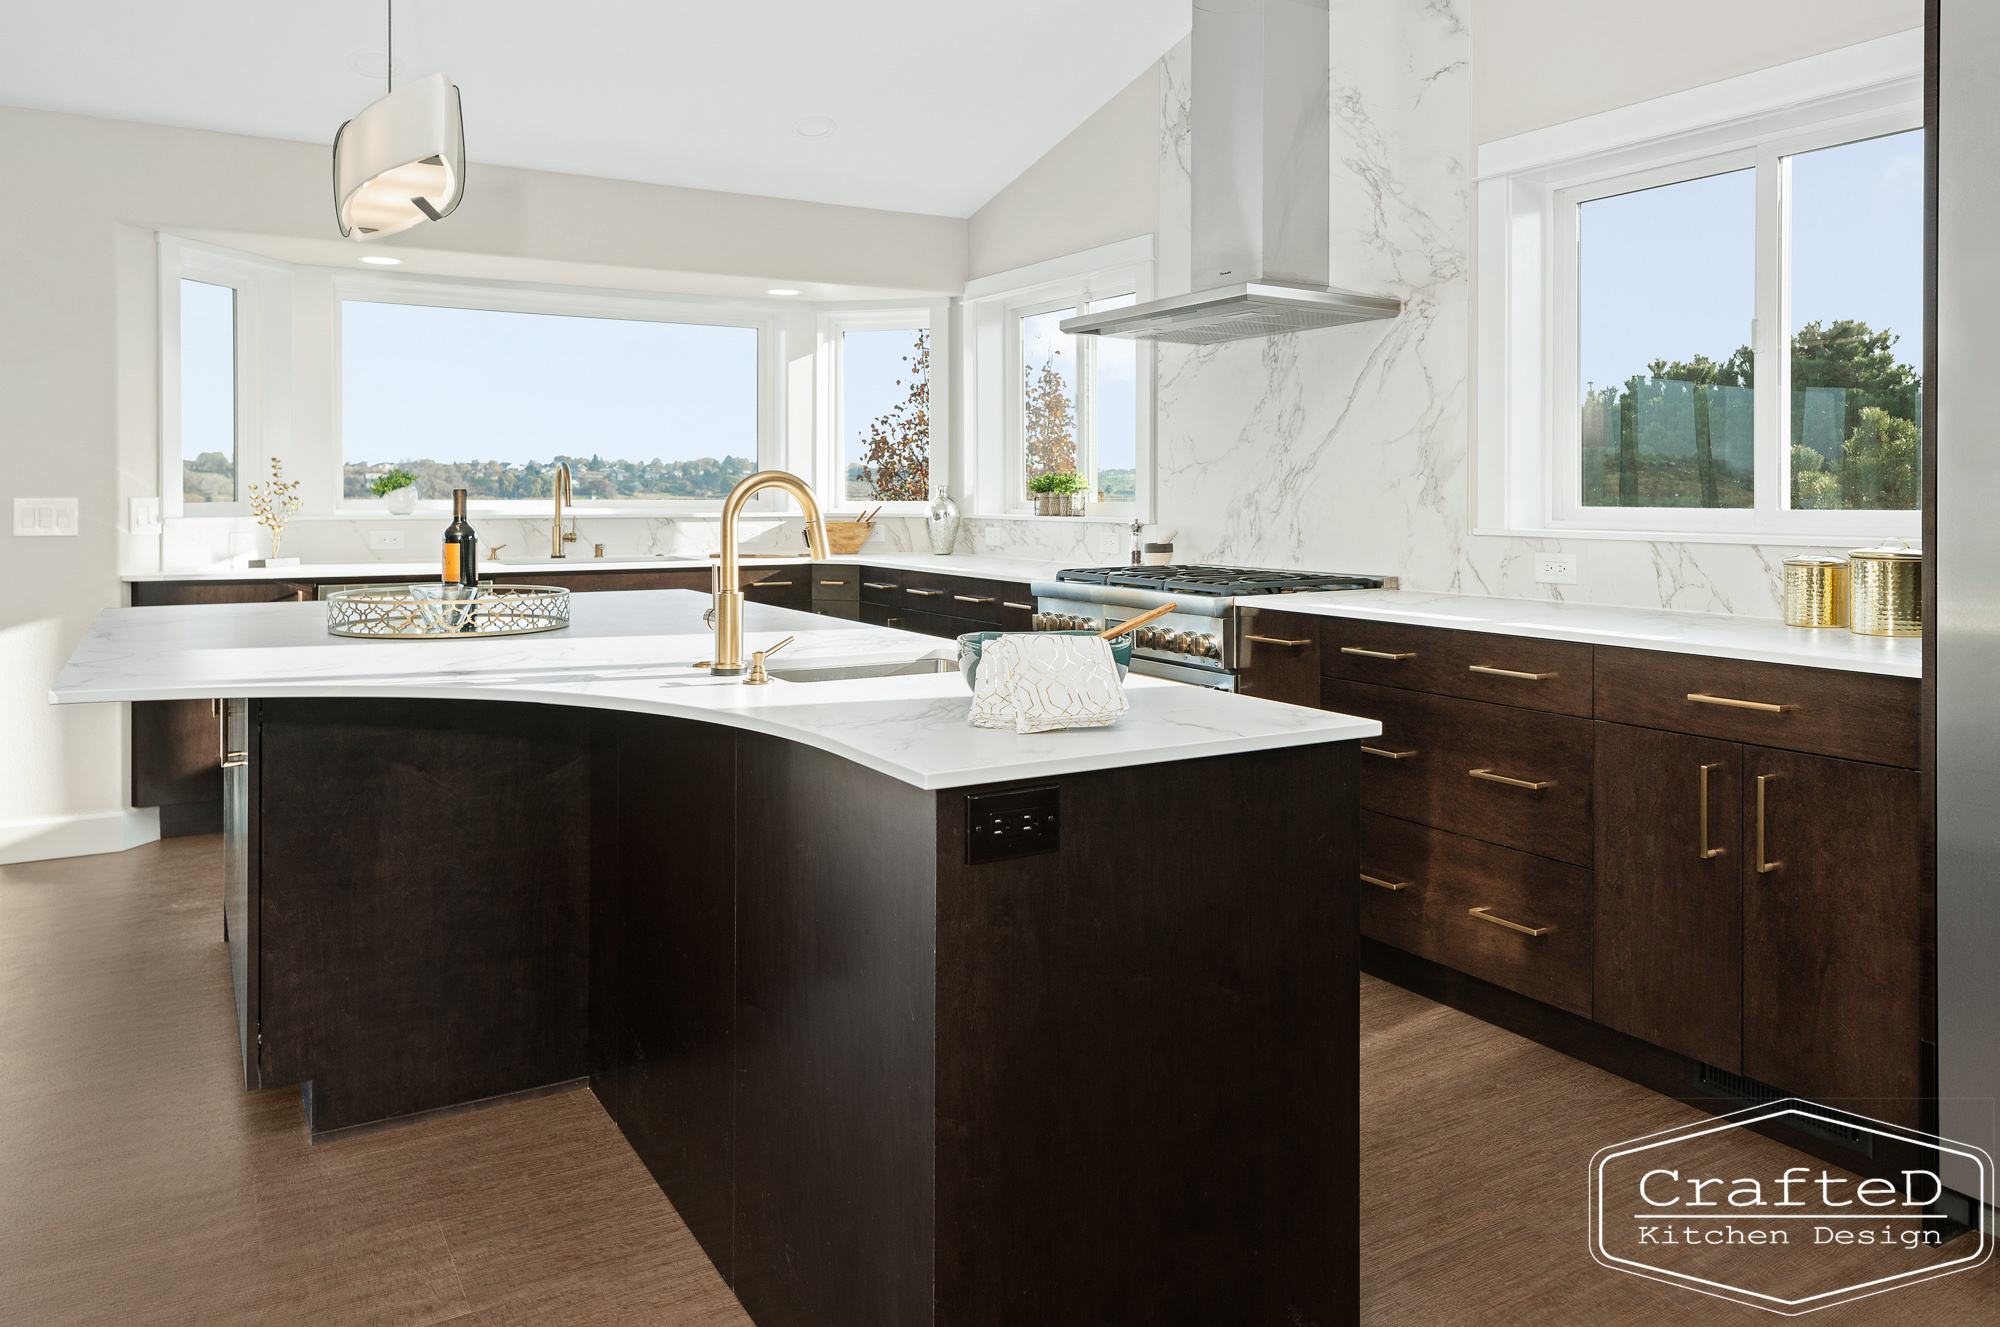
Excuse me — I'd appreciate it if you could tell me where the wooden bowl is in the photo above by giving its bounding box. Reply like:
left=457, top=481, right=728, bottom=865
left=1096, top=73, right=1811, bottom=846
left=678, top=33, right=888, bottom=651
left=822, top=520, right=874, bottom=555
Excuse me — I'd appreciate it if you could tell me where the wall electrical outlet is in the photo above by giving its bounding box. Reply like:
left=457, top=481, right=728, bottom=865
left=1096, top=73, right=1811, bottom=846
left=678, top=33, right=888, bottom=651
left=14, top=497, right=78, bottom=537
left=369, top=529, right=405, bottom=550
left=129, top=497, right=161, bottom=533
left=1535, top=553, right=1579, bottom=585
left=980, top=525, right=1003, bottom=551
left=1093, top=526, right=1121, bottom=559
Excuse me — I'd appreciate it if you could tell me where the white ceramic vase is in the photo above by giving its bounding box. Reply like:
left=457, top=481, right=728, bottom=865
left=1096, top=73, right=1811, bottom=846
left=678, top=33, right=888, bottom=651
left=382, top=481, right=420, bottom=516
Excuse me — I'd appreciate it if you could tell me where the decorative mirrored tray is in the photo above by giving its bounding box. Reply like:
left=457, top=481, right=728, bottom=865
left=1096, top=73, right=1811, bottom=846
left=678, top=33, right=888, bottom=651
left=325, top=583, right=571, bottom=639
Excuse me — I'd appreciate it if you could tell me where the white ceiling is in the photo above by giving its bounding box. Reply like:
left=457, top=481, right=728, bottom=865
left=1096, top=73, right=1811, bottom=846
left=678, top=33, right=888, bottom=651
left=0, top=1, right=1190, bottom=218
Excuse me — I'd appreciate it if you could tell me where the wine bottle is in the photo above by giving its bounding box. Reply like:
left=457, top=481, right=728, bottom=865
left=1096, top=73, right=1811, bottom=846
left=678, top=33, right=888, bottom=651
left=442, top=489, right=478, bottom=588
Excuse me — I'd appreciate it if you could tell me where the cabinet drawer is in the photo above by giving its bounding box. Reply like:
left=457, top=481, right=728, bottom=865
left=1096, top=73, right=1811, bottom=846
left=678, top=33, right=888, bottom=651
left=1238, top=607, right=1323, bottom=708
left=896, top=607, right=988, bottom=641
left=742, top=572, right=809, bottom=610
left=1320, top=619, right=1592, bottom=716
left=903, top=570, right=1006, bottom=625
left=998, top=585, right=1038, bottom=634
left=1359, top=812, right=1593, bottom=1017
left=813, top=601, right=862, bottom=621
left=1323, top=678, right=1594, bottom=865
left=859, top=567, right=903, bottom=606
left=1594, top=646, right=1918, bottom=767
left=810, top=564, right=861, bottom=601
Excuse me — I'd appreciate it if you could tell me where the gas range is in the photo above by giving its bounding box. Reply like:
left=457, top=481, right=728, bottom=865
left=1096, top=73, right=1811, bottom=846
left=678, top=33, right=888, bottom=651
left=1028, top=563, right=1395, bottom=690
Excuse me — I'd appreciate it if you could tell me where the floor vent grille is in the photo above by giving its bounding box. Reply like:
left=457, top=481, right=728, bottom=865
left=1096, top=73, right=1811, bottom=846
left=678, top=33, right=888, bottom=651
left=1689, top=1062, right=1876, bottom=1158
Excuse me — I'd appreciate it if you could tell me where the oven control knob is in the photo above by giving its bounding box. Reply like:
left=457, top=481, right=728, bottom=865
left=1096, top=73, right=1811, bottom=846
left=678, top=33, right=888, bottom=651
left=1137, top=627, right=1159, bottom=649
left=1196, top=634, right=1220, bottom=659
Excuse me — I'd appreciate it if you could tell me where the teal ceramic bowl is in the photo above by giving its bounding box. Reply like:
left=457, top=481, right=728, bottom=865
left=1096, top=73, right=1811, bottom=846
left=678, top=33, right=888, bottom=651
left=956, top=630, right=1132, bottom=692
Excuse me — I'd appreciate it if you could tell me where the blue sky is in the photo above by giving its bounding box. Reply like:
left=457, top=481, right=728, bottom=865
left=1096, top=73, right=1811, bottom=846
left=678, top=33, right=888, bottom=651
left=180, top=279, right=236, bottom=465
left=340, top=302, right=758, bottom=466
left=842, top=326, right=926, bottom=473
left=1578, top=129, right=1923, bottom=392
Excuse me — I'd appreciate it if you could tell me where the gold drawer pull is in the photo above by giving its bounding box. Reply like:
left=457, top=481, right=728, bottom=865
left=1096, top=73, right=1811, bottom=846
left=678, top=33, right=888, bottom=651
left=754, top=580, right=793, bottom=588
left=1469, top=906, right=1551, bottom=937
left=1361, top=872, right=1411, bottom=892
left=1469, top=768, right=1554, bottom=791
left=818, top=579, right=848, bottom=586
left=1469, top=665, right=1557, bottom=680
left=1756, top=773, right=1782, bottom=873
left=1246, top=634, right=1312, bottom=647
left=1003, top=601, right=1034, bottom=611
left=907, top=587, right=945, bottom=597
left=1688, top=693, right=1795, bottom=713
left=954, top=594, right=996, bottom=604
left=1361, top=745, right=1418, bottom=760
left=222, top=753, right=247, bottom=769
left=1699, top=762, right=1725, bottom=859
left=862, top=581, right=897, bottom=590
left=1341, top=646, right=1414, bottom=660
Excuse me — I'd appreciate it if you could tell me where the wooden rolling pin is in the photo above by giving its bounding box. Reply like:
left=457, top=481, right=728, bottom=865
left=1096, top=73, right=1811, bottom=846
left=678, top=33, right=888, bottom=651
left=1098, top=602, right=1177, bottom=639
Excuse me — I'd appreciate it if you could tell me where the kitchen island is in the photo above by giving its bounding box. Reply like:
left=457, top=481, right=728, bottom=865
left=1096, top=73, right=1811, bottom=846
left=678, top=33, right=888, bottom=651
left=51, top=589, right=1378, bottom=1327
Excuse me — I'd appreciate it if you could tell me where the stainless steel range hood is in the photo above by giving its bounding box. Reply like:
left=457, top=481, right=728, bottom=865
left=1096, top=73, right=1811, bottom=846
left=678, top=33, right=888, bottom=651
left=1062, top=0, right=1400, bottom=346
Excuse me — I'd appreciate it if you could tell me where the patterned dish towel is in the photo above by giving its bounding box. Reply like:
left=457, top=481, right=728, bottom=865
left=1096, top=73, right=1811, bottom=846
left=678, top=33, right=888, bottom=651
left=969, top=633, right=1128, bottom=733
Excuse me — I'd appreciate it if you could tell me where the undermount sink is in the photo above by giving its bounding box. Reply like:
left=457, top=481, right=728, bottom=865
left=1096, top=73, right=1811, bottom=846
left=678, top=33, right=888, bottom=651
left=767, top=657, right=957, bottom=683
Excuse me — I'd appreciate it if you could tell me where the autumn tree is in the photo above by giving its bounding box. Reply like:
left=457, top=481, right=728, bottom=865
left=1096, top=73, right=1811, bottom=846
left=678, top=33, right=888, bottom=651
left=1023, top=352, right=1077, bottom=483
left=857, top=330, right=930, bottom=501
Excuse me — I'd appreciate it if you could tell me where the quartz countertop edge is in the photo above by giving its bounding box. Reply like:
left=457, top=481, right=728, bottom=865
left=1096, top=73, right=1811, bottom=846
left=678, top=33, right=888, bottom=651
left=49, top=591, right=1381, bottom=792
left=1251, top=589, right=1919, bottom=678
left=119, top=551, right=1077, bottom=586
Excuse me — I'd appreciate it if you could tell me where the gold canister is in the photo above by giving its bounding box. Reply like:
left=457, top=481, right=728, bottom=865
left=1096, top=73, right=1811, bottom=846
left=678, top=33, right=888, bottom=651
left=1783, top=555, right=1849, bottom=628
left=1848, top=542, right=1923, bottom=637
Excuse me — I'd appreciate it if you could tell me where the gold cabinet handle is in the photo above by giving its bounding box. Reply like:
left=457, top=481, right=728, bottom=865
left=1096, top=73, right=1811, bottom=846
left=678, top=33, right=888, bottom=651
left=1246, top=634, right=1312, bottom=647
left=1688, top=693, right=1795, bottom=713
left=1469, top=906, right=1551, bottom=937
left=1698, top=763, right=1725, bottom=859
left=1361, top=745, right=1418, bottom=760
left=954, top=595, right=996, bottom=604
left=1003, top=601, right=1034, bottom=611
left=219, top=698, right=246, bottom=768
left=862, top=581, right=897, bottom=590
left=754, top=580, right=794, bottom=587
left=1361, top=872, right=1411, bottom=892
left=1756, top=773, right=1781, bottom=873
left=907, top=587, right=945, bottom=597
left=1469, top=768, right=1554, bottom=791
left=1341, top=646, right=1414, bottom=660
left=1468, top=665, right=1557, bottom=680
left=818, top=579, right=848, bottom=586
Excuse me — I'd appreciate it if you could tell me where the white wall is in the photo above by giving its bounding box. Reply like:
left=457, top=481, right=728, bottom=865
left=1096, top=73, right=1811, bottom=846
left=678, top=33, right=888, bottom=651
left=0, top=104, right=968, bottom=861
left=1470, top=0, right=1923, bottom=144
left=966, top=65, right=1160, bottom=281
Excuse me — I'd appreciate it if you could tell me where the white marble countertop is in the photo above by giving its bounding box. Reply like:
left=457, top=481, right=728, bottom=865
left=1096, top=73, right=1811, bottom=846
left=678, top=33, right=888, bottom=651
left=1249, top=589, right=1920, bottom=678
left=51, top=590, right=1379, bottom=790
left=121, top=551, right=1074, bottom=586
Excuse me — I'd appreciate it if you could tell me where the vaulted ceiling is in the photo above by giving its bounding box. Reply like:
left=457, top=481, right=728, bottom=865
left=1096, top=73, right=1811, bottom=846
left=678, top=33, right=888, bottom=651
left=0, top=1, right=1190, bottom=217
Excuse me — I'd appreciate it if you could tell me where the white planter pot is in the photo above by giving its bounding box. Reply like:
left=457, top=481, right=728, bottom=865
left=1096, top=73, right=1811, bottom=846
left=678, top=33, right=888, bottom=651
left=382, top=482, right=420, bottom=515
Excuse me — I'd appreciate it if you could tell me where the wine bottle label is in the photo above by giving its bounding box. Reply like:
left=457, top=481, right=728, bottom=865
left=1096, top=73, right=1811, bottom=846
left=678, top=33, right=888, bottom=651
left=444, top=545, right=461, bottom=582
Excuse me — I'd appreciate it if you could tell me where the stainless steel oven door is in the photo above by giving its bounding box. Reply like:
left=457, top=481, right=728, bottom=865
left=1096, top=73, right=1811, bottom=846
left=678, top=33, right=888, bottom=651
left=1129, top=655, right=1237, bottom=691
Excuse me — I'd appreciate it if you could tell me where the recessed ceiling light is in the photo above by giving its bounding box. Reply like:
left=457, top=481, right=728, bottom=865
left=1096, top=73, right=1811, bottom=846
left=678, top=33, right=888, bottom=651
left=360, top=255, right=403, bottom=265
left=766, top=288, right=801, bottom=296
left=794, top=116, right=836, bottom=139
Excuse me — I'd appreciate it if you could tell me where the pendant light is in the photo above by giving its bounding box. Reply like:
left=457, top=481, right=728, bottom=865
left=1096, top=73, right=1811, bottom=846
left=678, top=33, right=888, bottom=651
left=332, top=2, right=465, bottom=239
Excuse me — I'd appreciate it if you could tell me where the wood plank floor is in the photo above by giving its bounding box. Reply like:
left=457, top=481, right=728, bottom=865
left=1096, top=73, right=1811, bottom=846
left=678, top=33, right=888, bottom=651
left=2, top=835, right=1992, bottom=1324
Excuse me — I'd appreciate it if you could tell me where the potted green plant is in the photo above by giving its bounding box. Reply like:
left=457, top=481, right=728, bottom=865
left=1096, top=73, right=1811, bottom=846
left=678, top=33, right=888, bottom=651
left=1028, top=470, right=1088, bottom=516
left=371, top=467, right=420, bottom=515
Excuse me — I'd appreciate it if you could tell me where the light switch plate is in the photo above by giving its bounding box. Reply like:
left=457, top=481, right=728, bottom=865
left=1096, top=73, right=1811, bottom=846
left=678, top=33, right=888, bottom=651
left=14, top=497, right=78, bottom=537
left=129, top=497, right=162, bottom=533
left=369, top=529, right=405, bottom=550
left=1535, top=553, right=1579, bottom=585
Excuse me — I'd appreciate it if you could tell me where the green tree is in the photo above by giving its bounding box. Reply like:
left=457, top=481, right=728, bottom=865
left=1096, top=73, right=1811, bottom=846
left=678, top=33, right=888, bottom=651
left=857, top=330, right=930, bottom=501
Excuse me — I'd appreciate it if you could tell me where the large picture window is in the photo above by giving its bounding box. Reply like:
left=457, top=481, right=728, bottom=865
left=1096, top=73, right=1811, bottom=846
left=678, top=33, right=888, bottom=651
left=1017, top=292, right=1138, bottom=505
left=340, top=297, right=763, bottom=502
left=839, top=323, right=930, bottom=503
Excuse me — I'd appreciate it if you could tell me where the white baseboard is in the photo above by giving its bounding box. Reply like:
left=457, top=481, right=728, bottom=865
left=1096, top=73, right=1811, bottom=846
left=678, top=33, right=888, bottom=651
left=0, top=808, right=161, bottom=866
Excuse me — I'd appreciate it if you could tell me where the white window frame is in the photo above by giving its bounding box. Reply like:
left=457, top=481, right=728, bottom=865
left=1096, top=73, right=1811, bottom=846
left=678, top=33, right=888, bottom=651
left=158, top=235, right=292, bottom=520
left=961, top=238, right=1156, bottom=521
left=814, top=301, right=946, bottom=514
left=330, top=272, right=792, bottom=516
left=1475, top=30, right=1924, bottom=545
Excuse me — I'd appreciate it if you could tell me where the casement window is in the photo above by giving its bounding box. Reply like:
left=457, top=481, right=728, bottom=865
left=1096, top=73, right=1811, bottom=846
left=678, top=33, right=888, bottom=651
left=1477, top=32, right=1923, bottom=542
left=961, top=238, right=1156, bottom=520
left=334, top=277, right=784, bottom=509
left=818, top=308, right=937, bottom=511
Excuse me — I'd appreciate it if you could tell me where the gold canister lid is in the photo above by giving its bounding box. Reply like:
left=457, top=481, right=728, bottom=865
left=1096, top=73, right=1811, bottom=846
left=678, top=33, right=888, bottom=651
left=1784, top=554, right=1847, bottom=568
left=1848, top=541, right=1922, bottom=562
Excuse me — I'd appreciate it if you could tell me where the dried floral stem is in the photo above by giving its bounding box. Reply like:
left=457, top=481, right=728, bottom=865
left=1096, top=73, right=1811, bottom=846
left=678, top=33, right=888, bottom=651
left=248, top=459, right=305, bottom=559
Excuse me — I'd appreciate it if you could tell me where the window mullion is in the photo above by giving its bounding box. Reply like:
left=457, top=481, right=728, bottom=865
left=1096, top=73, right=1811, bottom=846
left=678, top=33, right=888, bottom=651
left=1752, top=144, right=1787, bottom=520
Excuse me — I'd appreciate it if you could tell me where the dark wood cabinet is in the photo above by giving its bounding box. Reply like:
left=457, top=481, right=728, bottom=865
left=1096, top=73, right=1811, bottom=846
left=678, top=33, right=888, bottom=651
left=1236, top=606, right=1321, bottom=706
left=1740, top=747, right=1925, bottom=1126
left=1593, top=722, right=1744, bottom=1070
